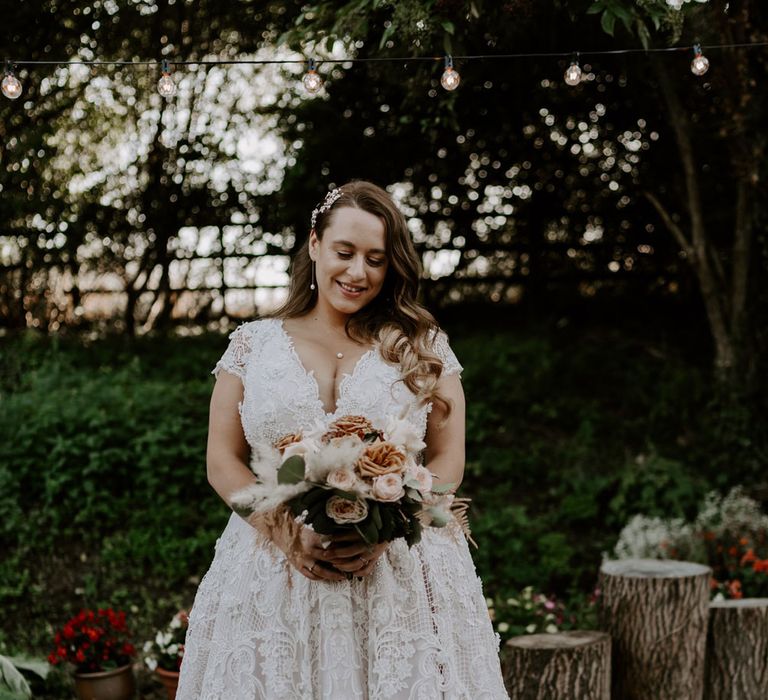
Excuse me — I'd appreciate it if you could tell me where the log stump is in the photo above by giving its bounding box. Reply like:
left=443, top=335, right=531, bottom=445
left=598, top=559, right=710, bottom=700
left=504, top=630, right=611, bottom=699
left=704, top=598, right=768, bottom=700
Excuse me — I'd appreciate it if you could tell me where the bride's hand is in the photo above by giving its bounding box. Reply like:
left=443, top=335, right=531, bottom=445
left=289, top=527, right=348, bottom=582
left=325, top=532, right=389, bottom=577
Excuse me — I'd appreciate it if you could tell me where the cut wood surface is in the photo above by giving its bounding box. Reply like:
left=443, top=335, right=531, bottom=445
left=504, top=630, right=610, bottom=700
left=598, top=558, right=711, bottom=700
left=704, top=598, right=768, bottom=700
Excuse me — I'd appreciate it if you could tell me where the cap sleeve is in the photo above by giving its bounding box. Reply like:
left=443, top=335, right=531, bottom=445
left=432, top=329, right=463, bottom=377
left=211, top=323, right=254, bottom=380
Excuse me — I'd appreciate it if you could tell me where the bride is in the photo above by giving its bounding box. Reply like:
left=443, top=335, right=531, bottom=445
left=176, top=180, right=508, bottom=699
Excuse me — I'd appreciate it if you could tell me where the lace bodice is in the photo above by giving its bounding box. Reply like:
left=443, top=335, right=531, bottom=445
left=211, top=318, right=463, bottom=447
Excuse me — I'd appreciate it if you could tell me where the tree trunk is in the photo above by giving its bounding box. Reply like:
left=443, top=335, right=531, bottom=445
left=704, top=598, right=768, bottom=700
left=649, top=56, right=737, bottom=384
left=598, top=559, right=710, bottom=700
left=504, top=630, right=611, bottom=699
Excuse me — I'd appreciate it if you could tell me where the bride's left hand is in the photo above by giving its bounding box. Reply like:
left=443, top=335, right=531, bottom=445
left=325, top=532, right=388, bottom=577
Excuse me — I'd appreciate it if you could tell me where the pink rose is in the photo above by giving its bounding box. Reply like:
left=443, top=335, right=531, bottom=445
left=371, top=473, right=405, bottom=502
left=326, top=468, right=357, bottom=492
left=411, top=466, right=433, bottom=493
left=326, top=496, right=368, bottom=524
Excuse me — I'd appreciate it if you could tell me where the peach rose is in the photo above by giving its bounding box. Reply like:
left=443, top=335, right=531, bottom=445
left=274, top=433, right=303, bottom=453
left=371, top=473, right=405, bottom=502
left=326, top=468, right=358, bottom=492
left=323, top=415, right=376, bottom=442
left=326, top=495, right=369, bottom=524
left=356, top=441, right=407, bottom=478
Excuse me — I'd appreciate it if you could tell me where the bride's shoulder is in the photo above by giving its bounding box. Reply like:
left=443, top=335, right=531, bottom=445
left=210, top=318, right=278, bottom=379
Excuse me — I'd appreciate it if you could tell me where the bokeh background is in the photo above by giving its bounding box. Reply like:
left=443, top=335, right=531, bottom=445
left=1, top=0, right=766, bottom=696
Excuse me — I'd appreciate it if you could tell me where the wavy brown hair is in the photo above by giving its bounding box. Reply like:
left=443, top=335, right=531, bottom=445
left=267, top=180, right=452, bottom=416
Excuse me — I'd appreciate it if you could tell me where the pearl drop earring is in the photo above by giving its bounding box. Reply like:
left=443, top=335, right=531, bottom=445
left=310, top=260, right=316, bottom=291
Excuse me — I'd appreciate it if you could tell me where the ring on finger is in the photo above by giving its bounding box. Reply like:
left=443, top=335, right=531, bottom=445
left=308, top=562, right=316, bottom=573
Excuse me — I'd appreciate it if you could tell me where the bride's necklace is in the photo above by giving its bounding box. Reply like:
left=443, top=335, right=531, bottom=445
left=312, top=318, right=351, bottom=360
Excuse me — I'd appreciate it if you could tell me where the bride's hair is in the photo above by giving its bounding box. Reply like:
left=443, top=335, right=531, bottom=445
left=268, top=180, right=452, bottom=416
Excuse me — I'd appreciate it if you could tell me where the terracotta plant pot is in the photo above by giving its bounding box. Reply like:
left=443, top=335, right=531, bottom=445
left=154, top=667, right=180, bottom=700
left=74, top=663, right=136, bottom=700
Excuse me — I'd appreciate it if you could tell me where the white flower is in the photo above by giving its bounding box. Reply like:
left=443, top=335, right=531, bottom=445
left=326, top=468, right=359, bottom=492
left=145, top=657, right=158, bottom=671
left=545, top=624, right=558, bottom=634
left=247, top=443, right=283, bottom=485
left=306, top=436, right=364, bottom=481
left=167, top=644, right=179, bottom=656
left=525, top=623, right=536, bottom=634
left=371, top=473, right=405, bottom=502
left=384, top=416, right=426, bottom=454
left=326, top=495, right=369, bottom=524
left=169, top=615, right=182, bottom=630
left=230, top=481, right=311, bottom=516
left=409, top=466, right=433, bottom=493
left=282, top=437, right=318, bottom=461
left=142, top=641, right=153, bottom=653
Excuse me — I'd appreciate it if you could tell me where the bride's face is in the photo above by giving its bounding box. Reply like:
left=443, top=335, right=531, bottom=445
left=309, top=206, right=389, bottom=316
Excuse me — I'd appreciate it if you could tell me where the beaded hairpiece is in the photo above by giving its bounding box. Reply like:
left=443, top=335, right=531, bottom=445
left=310, top=188, right=344, bottom=231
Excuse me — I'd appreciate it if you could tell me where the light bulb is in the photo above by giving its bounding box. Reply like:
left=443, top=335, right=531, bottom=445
left=441, top=55, right=460, bottom=91
left=564, top=60, right=582, bottom=86
left=691, top=44, right=709, bottom=76
left=2, top=63, right=22, bottom=100
left=303, top=58, right=323, bottom=94
left=157, top=59, right=176, bottom=97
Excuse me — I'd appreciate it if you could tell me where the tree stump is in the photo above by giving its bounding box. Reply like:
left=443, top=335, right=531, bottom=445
left=598, top=559, right=711, bottom=700
left=504, top=630, right=611, bottom=699
left=704, top=598, right=768, bottom=700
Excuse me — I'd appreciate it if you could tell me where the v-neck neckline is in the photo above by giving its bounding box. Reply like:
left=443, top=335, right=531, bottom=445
left=276, top=318, right=378, bottom=417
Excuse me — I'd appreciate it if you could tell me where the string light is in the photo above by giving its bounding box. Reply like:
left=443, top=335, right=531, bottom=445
left=303, top=58, right=323, bottom=94
left=690, top=43, right=710, bottom=76
left=564, top=53, right=582, bottom=86
left=2, top=39, right=764, bottom=102
left=2, top=61, right=22, bottom=100
left=157, top=59, right=176, bottom=97
left=440, top=55, right=460, bottom=91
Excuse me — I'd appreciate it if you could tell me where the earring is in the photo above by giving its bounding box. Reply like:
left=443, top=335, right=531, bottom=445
left=310, top=260, right=316, bottom=290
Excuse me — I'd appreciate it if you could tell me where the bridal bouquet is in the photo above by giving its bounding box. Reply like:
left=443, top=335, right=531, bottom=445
left=231, top=414, right=471, bottom=547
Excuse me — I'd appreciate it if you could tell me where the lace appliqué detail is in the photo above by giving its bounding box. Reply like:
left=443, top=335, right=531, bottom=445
left=211, top=323, right=257, bottom=381
left=431, top=329, right=463, bottom=377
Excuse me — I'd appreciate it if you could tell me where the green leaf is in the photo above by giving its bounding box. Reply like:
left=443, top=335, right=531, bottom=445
left=277, top=455, right=305, bottom=485
left=601, top=11, right=616, bottom=36
left=441, top=20, right=455, bottom=35
left=586, top=2, right=604, bottom=15
left=331, top=488, right=358, bottom=501
left=637, top=20, right=651, bottom=50
left=231, top=503, right=253, bottom=519
left=406, top=488, right=423, bottom=502
left=354, top=517, right=379, bottom=545
left=371, top=501, right=383, bottom=530
left=430, top=483, right=455, bottom=494
left=0, top=656, right=31, bottom=700
left=378, top=24, right=396, bottom=50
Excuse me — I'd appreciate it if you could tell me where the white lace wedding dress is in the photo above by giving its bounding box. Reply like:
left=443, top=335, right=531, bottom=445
left=176, top=318, right=508, bottom=699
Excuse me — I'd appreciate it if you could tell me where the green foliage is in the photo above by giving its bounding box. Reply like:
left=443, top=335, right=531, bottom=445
left=0, top=331, right=229, bottom=652
left=607, top=451, right=707, bottom=529
left=1, top=317, right=764, bottom=659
